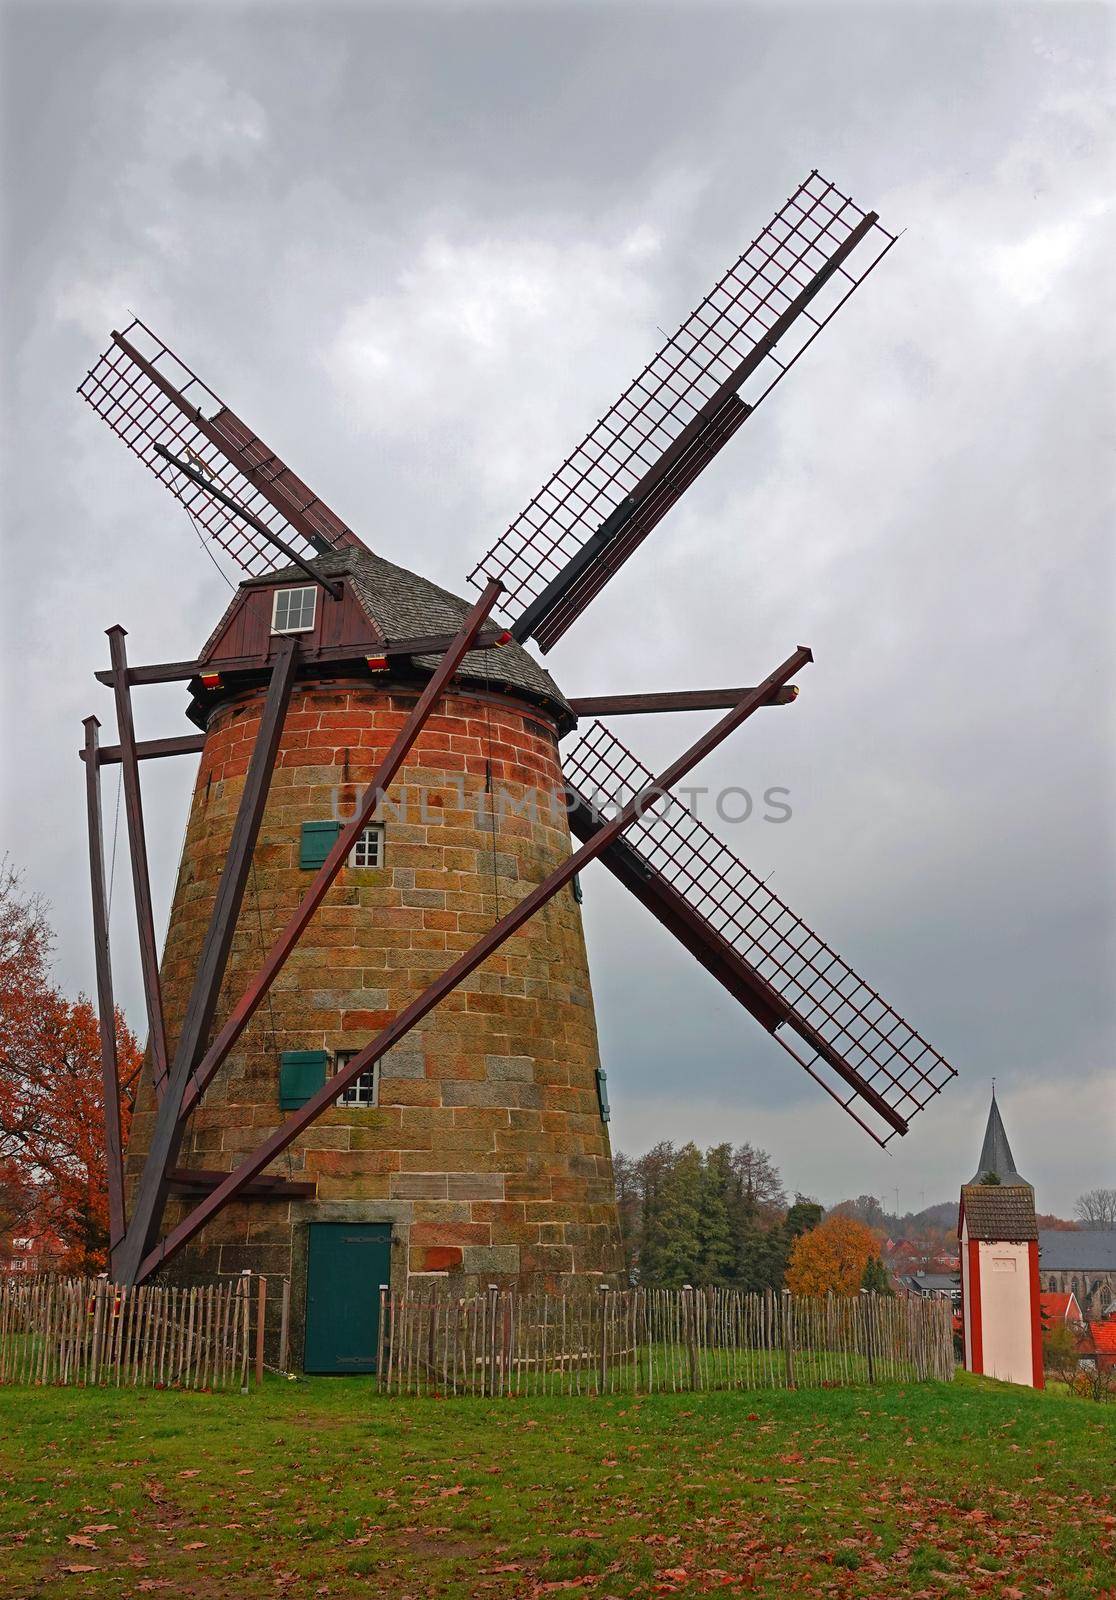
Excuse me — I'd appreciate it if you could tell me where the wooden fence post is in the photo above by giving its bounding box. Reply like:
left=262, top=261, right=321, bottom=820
left=255, top=1275, right=267, bottom=1387
left=278, top=1278, right=291, bottom=1374
left=861, top=1291, right=876, bottom=1384
left=782, top=1291, right=795, bottom=1389
left=486, top=1284, right=498, bottom=1399
left=683, top=1285, right=697, bottom=1391
left=376, top=1285, right=388, bottom=1391
left=598, top=1285, right=609, bottom=1395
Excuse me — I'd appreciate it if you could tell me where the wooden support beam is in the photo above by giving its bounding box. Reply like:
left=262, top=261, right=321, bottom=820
left=137, top=642, right=809, bottom=1282
left=82, top=716, right=126, bottom=1253
left=115, top=640, right=300, bottom=1286
left=568, top=685, right=797, bottom=718
left=176, top=581, right=504, bottom=1125
left=81, top=733, right=206, bottom=765
left=107, top=626, right=170, bottom=1104
left=92, top=627, right=507, bottom=689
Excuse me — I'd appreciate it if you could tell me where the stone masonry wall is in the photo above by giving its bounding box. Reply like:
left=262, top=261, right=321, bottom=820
left=125, top=676, right=623, bottom=1352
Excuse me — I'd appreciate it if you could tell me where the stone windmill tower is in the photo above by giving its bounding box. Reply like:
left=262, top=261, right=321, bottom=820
left=78, top=172, right=958, bottom=1372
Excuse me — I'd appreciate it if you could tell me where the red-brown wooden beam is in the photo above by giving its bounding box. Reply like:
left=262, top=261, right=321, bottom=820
left=114, top=640, right=300, bottom=1286
left=136, top=642, right=810, bottom=1282
left=107, top=625, right=170, bottom=1105
left=92, top=627, right=508, bottom=689
left=81, top=733, right=207, bottom=765
left=82, top=715, right=126, bottom=1253
left=176, top=580, right=504, bottom=1125
left=568, top=685, right=798, bottom=718
left=113, top=329, right=343, bottom=565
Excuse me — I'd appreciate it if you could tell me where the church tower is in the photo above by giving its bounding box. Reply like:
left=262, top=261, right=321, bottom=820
left=957, top=1092, right=1043, bottom=1387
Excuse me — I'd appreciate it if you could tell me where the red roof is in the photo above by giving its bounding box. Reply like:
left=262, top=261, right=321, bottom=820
left=1084, top=1321, right=1116, bottom=1355
left=1041, top=1292, right=1081, bottom=1324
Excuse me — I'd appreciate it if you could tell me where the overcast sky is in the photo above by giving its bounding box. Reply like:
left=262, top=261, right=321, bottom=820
left=2, top=1, right=1113, bottom=1217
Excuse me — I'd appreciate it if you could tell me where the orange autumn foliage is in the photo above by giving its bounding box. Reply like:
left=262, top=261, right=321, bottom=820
left=784, top=1214, right=881, bottom=1296
left=0, top=863, right=140, bottom=1271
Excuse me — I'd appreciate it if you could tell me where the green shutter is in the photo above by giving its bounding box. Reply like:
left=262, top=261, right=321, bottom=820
left=595, top=1068, right=610, bottom=1123
left=571, top=872, right=584, bottom=905
left=279, top=1050, right=328, bottom=1110
left=299, top=820, right=342, bottom=870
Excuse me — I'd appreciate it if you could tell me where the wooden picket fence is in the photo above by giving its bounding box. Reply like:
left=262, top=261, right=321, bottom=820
left=378, top=1285, right=955, bottom=1397
left=0, top=1275, right=254, bottom=1391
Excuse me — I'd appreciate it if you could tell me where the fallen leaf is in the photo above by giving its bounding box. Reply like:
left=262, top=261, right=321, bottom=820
left=66, top=1535, right=98, bottom=1549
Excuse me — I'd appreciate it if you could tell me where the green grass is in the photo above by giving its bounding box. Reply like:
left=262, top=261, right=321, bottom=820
left=0, top=1374, right=1111, bottom=1598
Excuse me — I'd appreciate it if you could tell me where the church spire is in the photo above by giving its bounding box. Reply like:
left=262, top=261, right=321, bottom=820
left=969, top=1087, right=1030, bottom=1187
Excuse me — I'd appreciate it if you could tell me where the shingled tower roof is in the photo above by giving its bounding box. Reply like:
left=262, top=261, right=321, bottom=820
left=968, top=1089, right=1031, bottom=1188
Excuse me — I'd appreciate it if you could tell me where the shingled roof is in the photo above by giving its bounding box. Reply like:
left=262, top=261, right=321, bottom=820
left=968, top=1092, right=1030, bottom=1187
left=960, top=1184, right=1038, bottom=1242
left=236, top=550, right=572, bottom=726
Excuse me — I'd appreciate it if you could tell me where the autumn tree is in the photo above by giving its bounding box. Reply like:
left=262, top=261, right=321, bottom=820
left=785, top=1214, right=882, bottom=1297
left=0, top=863, right=141, bottom=1271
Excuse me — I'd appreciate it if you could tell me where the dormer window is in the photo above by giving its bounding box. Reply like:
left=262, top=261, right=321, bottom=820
left=272, top=585, right=317, bottom=635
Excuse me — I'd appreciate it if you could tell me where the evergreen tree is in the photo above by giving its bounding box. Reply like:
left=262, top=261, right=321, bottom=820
left=696, top=1144, right=736, bottom=1284
left=652, top=1143, right=704, bottom=1286
left=860, top=1253, right=893, bottom=1296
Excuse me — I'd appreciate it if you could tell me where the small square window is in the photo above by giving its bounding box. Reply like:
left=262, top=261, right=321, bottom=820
left=337, top=1050, right=378, bottom=1107
left=350, top=824, right=385, bottom=869
left=271, top=586, right=317, bottom=634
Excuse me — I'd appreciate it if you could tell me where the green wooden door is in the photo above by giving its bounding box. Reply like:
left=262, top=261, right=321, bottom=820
left=304, top=1223, right=391, bottom=1374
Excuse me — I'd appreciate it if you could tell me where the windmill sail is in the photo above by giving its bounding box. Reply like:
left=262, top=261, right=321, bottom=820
left=78, top=317, right=370, bottom=577
left=563, top=722, right=955, bottom=1147
left=468, top=172, right=895, bottom=652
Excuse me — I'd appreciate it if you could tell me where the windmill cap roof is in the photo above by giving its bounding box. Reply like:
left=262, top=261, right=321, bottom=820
left=240, top=550, right=572, bottom=728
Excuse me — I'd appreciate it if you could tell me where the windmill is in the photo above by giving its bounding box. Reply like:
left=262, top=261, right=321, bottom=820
left=77, top=172, right=956, bottom=1369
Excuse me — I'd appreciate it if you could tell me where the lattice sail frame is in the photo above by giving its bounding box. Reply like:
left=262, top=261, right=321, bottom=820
left=468, top=171, right=896, bottom=651
left=78, top=318, right=369, bottom=577
left=562, top=722, right=956, bottom=1146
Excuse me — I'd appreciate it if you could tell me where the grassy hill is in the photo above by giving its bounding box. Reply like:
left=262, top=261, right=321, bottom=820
left=0, top=1374, right=1111, bottom=1598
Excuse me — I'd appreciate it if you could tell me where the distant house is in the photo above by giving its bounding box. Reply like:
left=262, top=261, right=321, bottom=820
left=0, top=1222, right=66, bottom=1275
left=1038, top=1231, right=1116, bottom=1318
left=1040, top=1290, right=1083, bottom=1328
left=1077, top=1319, right=1116, bottom=1372
left=902, top=1272, right=960, bottom=1303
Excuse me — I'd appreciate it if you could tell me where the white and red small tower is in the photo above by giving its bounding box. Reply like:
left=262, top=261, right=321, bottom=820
left=958, top=1092, right=1043, bottom=1387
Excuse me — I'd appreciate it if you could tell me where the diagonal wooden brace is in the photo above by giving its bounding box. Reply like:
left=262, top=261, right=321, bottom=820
left=114, top=639, right=300, bottom=1284
left=135, top=643, right=810, bottom=1283
left=175, top=580, right=503, bottom=1128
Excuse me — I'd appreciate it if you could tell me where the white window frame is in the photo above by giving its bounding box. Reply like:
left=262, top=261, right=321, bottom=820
left=350, top=823, right=385, bottom=869
left=271, top=585, right=317, bottom=635
left=337, top=1050, right=379, bottom=1107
